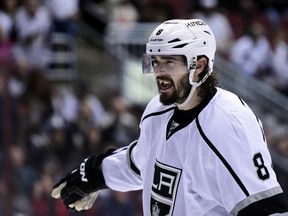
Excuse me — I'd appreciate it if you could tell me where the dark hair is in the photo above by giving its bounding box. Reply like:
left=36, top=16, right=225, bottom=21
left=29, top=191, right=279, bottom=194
left=181, top=54, right=219, bottom=99
left=197, top=56, right=219, bottom=99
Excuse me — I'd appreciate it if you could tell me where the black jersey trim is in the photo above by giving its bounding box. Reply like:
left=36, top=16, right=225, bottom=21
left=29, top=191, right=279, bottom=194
left=127, top=140, right=141, bottom=176
left=232, top=188, right=288, bottom=216
left=238, top=96, right=246, bottom=106
left=166, top=118, right=182, bottom=140
left=141, top=107, right=176, bottom=123
left=256, top=117, right=266, bottom=142
left=165, top=90, right=217, bottom=140
left=196, top=117, right=250, bottom=197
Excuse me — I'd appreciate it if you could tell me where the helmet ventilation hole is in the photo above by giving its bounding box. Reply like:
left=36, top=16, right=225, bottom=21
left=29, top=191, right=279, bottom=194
left=158, top=49, right=161, bottom=52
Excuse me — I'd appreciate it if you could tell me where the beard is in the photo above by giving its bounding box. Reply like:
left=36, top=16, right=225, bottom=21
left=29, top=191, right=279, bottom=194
left=158, top=74, right=192, bottom=105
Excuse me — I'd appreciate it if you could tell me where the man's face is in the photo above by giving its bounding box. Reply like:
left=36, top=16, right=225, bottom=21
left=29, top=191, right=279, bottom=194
left=152, top=55, right=191, bottom=105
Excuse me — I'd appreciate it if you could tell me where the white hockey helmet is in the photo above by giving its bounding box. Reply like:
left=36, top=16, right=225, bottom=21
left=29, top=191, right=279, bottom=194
left=143, top=19, right=216, bottom=74
left=142, top=19, right=217, bottom=107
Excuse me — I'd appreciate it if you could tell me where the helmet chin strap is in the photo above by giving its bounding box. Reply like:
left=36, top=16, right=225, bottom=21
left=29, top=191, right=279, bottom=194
left=176, top=68, right=212, bottom=109
left=176, top=70, right=199, bottom=108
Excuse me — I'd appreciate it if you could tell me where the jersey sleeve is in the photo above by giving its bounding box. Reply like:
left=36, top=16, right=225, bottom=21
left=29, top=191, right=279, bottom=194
left=195, top=99, right=288, bottom=215
left=101, top=96, right=161, bottom=192
left=101, top=141, right=143, bottom=192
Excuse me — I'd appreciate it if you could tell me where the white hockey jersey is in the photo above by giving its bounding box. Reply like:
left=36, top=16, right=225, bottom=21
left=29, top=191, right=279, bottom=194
left=102, top=88, right=288, bottom=216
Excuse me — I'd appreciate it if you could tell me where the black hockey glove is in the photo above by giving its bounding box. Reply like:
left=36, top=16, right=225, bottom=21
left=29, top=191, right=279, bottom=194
left=51, top=149, right=115, bottom=210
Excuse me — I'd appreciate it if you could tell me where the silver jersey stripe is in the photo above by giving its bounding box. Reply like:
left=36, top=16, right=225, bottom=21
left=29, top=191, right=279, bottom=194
left=269, top=213, right=288, bottom=216
left=229, top=186, right=283, bottom=216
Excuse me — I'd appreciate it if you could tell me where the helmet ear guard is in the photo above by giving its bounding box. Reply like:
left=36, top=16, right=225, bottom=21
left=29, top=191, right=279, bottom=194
left=188, top=56, right=197, bottom=71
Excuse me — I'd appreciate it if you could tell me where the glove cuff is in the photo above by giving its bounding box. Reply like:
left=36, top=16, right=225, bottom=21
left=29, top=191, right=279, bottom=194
left=86, top=148, right=116, bottom=191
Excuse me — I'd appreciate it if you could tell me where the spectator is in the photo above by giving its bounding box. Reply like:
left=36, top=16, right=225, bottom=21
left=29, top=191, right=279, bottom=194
left=0, top=2, right=24, bottom=98
left=9, top=145, right=37, bottom=215
left=0, top=0, right=19, bottom=21
left=0, top=68, right=19, bottom=146
left=270, top=28, right=288, bottom=96
left=0, top=11, right=26, bottom=99
left=107, top=0, right=139, bottom=24
left=52, top=86, right=79, bottom=124
left=78, top=95, right=106, bottom=127
left=101, top=94, right=139, bottom=148
left=13, top=0, right=51, bottom=73
left=47, top=114, right=71, bottom=163
left=0, top=12, right=13, bottom=67
left=20, top=69, right=54, bottom=127
left=0, top=10, right=12, bottom=41
left=84, top=126, right=103, bottom=155
left=75, top=81, right=106, bottom=129
left=73, top=94, right=106, bottom=154
left=191, top=0, right=234, bottom=56
left=0, top=0, right=19, bottom=42
left=44, top=0, right=79, bottom=36
left=229, top=21, right=271, bottom=77
left=31, top=172, right=70, bottom=216
left=18, top=70, right=54, bottom=167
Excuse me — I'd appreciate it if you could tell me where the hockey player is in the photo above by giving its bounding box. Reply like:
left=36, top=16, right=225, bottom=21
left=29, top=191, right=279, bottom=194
left=51, top=19, right=288, bottom=215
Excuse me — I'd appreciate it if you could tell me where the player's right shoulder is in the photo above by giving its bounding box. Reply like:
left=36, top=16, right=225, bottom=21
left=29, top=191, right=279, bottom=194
left=140, top=94, right=175, bottom=123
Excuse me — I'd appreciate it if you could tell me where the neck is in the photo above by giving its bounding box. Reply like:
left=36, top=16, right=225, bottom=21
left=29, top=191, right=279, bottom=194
left=177, top=89, right=201, bottom=110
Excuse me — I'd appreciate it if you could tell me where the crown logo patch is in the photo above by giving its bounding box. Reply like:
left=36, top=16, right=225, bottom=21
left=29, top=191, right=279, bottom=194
left=152, top=202, right=160, bottom=216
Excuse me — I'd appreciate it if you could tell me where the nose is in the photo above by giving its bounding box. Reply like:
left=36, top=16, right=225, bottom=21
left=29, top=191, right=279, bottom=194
left=154, top=64, right=167, bottom=75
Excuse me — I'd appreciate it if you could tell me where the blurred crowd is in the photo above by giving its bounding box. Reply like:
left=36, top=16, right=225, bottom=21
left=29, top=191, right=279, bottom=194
left=0, top=0, right=288, bottom=215
left=83, top=0, right=288, bottom=95
left=0, top=0, right=143, bottom=215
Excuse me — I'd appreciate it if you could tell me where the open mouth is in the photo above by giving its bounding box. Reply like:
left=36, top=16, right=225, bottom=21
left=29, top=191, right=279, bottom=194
left=157, top=79, right=173, bottom=91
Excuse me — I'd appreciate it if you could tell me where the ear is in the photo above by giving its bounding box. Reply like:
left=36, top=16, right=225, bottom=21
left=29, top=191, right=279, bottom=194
left=194, top=57, right=207, bottom=76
